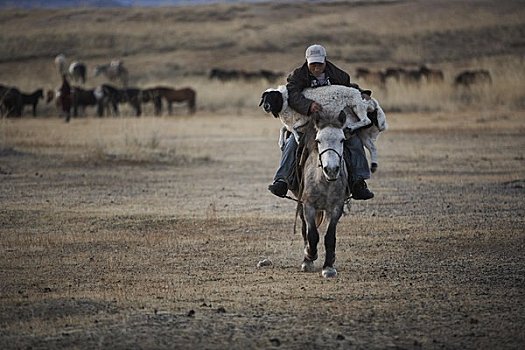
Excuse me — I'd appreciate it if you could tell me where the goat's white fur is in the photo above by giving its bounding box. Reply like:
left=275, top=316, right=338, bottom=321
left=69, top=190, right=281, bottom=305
left=265, top=85, right=373, bottom=149
left=346, top=96, right=387, bottom=166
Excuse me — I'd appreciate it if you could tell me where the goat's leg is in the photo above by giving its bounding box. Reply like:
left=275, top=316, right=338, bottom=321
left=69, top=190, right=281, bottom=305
left=291, top=119, right=308, bottom=143
left=278, top=126, right=287, bottom=150
left=345, top=105, right=371, bottom=132
left=361, top=131, right=379, bottom=172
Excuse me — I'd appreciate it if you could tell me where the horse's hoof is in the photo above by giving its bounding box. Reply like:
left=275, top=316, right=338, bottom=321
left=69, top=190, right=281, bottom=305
left=322, top=267, right=337, bottom=278
left=301, top=261, right=315, bottom=272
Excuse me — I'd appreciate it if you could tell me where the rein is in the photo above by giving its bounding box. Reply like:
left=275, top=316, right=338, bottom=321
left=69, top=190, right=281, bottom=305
left=284, top=195, right=302, bottom=204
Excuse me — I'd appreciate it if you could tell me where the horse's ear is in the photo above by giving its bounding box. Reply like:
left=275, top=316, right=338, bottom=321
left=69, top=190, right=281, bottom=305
left=361, top=89, right=372, bottom=98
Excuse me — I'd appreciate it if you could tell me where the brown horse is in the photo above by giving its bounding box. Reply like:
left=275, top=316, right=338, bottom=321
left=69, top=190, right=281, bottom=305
left=154, top=86, right=196, bottom=115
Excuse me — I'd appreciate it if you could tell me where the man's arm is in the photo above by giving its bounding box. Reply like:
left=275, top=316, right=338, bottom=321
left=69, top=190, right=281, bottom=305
left=286, top=68, right=314, bottom=116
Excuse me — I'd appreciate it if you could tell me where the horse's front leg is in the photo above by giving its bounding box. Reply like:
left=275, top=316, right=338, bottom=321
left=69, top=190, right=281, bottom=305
left=301, top=204, right=319, bottom=272
left=322, top=205, right=344, bottom=278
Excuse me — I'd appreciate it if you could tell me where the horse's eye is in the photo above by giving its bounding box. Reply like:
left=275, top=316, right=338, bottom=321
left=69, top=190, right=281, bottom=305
left=315, top=139, right=320, bottom=144
left=340, top=139, right=345, bottom=143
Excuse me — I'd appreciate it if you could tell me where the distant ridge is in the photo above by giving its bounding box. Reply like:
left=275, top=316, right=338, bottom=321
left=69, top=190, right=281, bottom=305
left=0, top=0, right=269, bottom=8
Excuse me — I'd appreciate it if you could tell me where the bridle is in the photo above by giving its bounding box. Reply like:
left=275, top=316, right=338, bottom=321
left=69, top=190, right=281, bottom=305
left=318, top=147, right=343, bottom=171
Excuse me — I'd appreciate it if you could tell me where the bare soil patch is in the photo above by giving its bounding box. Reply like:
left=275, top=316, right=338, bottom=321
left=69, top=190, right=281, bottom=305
left=1, top=111, right=524, bottom=349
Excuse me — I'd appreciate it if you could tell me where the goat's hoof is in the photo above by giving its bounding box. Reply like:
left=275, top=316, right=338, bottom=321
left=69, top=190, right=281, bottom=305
left=301, top=261, right=315, bottom=272
left=371, top=162, right=378, bottom=173
left=322, top=267, right=337, bottom=278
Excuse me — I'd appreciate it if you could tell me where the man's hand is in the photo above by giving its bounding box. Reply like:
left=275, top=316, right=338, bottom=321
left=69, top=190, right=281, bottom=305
left=309, top=102, right=322, bottom=114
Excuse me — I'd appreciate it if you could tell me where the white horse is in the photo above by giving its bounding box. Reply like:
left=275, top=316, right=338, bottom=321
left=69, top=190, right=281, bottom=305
left=68, top=61, right=87, bottom=84
left=93, top=60, right=129, bottom=87
left=294, top=112, right=348, bottom=278
left=54, top=54, right=67, bottom=76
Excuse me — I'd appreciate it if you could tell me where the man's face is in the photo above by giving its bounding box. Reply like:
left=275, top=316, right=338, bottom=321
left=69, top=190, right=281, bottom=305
left=308, top=62, right=326, bottom=77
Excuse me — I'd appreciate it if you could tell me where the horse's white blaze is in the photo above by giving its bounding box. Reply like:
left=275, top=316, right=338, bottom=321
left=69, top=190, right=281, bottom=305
left=316, top=126, right=345, bottom=181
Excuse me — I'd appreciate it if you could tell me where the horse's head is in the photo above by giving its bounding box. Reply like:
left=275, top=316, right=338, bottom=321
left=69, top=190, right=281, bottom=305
left=313, top=112, right=346, bottom=181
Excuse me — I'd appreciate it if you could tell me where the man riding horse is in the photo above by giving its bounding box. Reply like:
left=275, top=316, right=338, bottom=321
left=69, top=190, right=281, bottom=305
left=268, top=44, right=374, bottom=201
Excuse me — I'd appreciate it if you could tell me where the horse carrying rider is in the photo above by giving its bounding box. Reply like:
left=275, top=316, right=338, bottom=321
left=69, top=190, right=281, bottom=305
left=268, top=44, right=374, bottom=200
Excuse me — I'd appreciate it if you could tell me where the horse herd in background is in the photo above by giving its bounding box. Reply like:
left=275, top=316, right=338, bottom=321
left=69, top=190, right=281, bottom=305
left=1, top=53, right=492, bottom=119
left=51, top=81, right=196, bottom=122
left=0, top=54, right=196, bottom=119
left=0, top=81, right=196, bottom=120
left=208, top=67, right=284, bottom=83
left=207, top=65, right=493, bottom=89
left=354, top=64, right=492, bottom=88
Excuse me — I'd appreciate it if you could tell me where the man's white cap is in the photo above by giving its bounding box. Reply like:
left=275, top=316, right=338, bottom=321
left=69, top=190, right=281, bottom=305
left=305, top=44, right=326, bottom=64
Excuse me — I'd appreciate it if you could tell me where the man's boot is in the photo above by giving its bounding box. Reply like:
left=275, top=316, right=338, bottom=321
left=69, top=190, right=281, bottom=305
left=351, top=179, right=374, bottom=200
left=268, top=180, right=288, bottom=197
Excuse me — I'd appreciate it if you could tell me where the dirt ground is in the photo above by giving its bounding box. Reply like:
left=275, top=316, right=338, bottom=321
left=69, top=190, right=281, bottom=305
left=0, top=110, right=524, bottom=349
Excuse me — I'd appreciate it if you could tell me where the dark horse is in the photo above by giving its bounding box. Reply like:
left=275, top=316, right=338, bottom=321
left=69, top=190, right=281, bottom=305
left=21, top=89, right=44, bottom=117
left=96, top=84, right=120, bottom=117
left=141, top=88, right=163, bottom=116
left=293, top=112, right=348, bottom=278
left=0, top=84, right=23, bottom=117
left=95, top=85, right=142, bottom=117
left=117, top=88, right=142, bottom=117
left=71, top=86, right=103, bottom=119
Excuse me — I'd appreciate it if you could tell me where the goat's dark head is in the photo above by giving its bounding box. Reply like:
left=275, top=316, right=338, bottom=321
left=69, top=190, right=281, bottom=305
left=259, top=90, right=283, bottom=118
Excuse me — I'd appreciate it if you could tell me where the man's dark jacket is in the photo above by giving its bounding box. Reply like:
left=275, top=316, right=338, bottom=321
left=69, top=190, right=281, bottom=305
left=286, top=60, right=361, bottom=116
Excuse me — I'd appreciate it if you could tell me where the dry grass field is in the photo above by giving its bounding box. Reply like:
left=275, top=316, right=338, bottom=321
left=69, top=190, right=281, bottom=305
left=1, top=1, right=525, bottom=349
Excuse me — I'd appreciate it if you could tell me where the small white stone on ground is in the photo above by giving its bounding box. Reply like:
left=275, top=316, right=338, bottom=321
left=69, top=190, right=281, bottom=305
left=257, top=258, right=272, bottom=268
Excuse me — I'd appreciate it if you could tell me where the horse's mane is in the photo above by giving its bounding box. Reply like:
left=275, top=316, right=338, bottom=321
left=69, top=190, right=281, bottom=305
left=301, top=121, right=318, bottom=156
left=300, top=112, right=346, bottom=156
